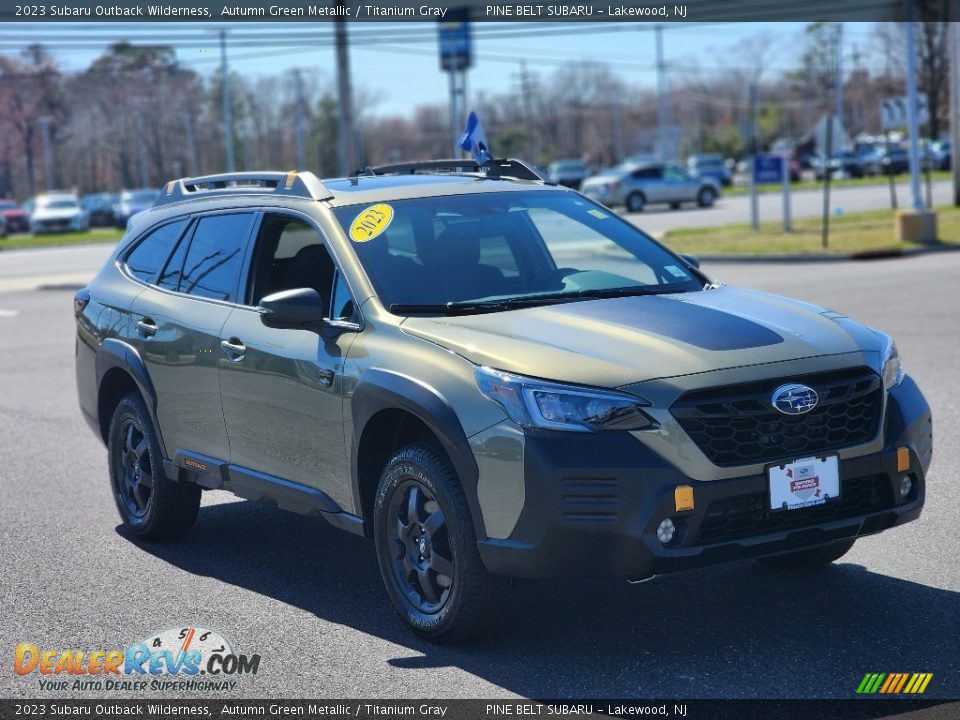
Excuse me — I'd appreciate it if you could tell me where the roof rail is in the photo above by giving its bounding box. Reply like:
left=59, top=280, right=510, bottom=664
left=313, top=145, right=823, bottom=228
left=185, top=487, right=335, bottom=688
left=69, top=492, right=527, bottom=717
left=355, top=158, right=544, bottom=182
left=155, top=171, right=333, bottom=207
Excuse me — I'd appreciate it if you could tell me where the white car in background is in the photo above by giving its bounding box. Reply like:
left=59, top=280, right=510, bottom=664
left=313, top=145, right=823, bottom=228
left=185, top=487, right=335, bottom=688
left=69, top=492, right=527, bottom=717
left=29, top=193, right=89, bottom=234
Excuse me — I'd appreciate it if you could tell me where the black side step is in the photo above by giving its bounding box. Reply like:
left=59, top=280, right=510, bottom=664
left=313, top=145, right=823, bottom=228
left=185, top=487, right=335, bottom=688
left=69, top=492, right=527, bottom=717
left=168, top=450, right=365, bottom=536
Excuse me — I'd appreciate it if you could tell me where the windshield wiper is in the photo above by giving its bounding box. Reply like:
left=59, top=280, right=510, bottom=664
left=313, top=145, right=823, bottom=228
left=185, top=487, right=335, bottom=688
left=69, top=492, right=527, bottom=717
left=390, top=286, right=674, bottom=316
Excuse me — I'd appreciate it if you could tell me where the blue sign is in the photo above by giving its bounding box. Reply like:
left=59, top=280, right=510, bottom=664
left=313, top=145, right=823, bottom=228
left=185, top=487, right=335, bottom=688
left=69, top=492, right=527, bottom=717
left=753, top=155, right=785, bottom=184
left=438, top=9, right=471, bottom=72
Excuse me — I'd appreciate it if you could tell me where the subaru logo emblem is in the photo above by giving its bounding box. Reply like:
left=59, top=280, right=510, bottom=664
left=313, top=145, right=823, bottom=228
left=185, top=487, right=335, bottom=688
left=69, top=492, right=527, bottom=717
left=771, top=384, right=819, bottom=415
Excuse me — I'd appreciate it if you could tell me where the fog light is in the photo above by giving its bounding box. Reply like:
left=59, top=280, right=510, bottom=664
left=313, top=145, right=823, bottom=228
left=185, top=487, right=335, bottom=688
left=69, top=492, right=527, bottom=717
left=899, top=475, right=913, bottom=499
left=656, top=518, right=676, bottom=545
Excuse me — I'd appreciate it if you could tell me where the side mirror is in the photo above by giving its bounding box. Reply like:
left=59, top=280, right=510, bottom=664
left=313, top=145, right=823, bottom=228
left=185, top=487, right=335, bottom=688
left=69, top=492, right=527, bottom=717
left=259, top=288, right=327, bottom=329
left=680, top=254, right=700, bottom=269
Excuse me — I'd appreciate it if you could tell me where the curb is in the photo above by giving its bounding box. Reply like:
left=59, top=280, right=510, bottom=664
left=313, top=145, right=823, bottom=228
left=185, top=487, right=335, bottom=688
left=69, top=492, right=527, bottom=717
left=693, top=243, right=960, bottom=264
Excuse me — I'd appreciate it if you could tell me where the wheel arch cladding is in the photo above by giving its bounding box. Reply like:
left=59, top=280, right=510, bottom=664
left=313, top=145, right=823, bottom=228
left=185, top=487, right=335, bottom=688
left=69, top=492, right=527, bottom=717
left=96, top=339, right=165, bottom=454
left=351, top=368, right=485, bottom=540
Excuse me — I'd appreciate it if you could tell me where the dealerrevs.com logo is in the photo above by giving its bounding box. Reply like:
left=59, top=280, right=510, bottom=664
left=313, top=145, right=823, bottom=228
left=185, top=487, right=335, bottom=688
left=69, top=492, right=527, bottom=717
left=14, top=626, right=260, bottom=693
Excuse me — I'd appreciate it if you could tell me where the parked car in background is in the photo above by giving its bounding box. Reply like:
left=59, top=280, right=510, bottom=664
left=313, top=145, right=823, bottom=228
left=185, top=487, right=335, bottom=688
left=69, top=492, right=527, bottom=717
left=581, top=162, right=721, bottom=213
left=0, top=200, right=30, bottom=234
left=546, top=160, right=589, bottom=189
left=29, top=193, right=89, bottom=234
left=113, top=188, right=160, bottom=228
left=686, top=153, right=732, bottom=187
left=922, top=141, right=950, bottom=171
left=864, top=147, right=910, bottom=176
left=0, top=213, right=6, bottom=238
left=812, top=151, right=865, bottom=180
left=82, top=193, right=119, bottom=227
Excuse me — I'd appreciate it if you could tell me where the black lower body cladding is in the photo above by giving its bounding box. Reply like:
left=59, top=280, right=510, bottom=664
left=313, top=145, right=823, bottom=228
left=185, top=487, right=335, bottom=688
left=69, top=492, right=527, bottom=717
left=477, top=376, right=932, bottom=579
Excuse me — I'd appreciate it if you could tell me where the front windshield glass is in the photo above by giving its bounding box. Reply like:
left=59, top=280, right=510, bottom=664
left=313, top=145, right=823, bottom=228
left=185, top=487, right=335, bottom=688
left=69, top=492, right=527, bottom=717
left=40, top=199, right=79, bottom=210
left=332, top=190, right=702, bottom=313
left=123, top=190, right=158, bottom=203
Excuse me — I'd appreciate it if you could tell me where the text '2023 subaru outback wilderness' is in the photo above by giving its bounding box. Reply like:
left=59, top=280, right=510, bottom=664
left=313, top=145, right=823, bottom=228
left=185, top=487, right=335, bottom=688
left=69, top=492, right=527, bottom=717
left=75, top=161, right=932, bottom=642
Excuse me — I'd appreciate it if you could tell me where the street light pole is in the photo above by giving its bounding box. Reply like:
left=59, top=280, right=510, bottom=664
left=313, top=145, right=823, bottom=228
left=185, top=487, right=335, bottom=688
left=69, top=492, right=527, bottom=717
left=903, top=12, right=924, bottom=211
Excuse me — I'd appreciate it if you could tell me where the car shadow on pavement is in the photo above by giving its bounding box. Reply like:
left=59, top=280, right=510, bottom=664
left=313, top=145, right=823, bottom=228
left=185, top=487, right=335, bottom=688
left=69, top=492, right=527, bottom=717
left=120, top=499, right=960, bottom=699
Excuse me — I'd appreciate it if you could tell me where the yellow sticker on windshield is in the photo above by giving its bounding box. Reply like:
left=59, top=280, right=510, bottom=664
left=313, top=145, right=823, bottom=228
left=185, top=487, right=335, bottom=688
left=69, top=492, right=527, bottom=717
left=349, top=203, right=394, bottom=242
left=587, top=208, right=608, bottom=219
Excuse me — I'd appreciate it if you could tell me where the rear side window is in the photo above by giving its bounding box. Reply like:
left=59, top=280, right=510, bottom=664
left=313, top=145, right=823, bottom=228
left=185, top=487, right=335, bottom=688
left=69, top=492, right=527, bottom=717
left=125, top=219, right=188, bottom=282
left=179, top=213, right=255, bottom=302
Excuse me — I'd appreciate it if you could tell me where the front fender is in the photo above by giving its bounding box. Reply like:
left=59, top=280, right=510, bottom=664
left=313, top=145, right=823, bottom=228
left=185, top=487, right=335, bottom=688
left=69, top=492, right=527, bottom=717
left=350, top=368, right=486, bottom=540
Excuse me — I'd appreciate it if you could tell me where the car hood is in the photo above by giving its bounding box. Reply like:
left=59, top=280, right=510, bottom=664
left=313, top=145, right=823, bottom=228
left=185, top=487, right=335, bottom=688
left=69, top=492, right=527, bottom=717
left=32, top=208, right=81, bottom=220
left=400, top=286, right=879, bottom=388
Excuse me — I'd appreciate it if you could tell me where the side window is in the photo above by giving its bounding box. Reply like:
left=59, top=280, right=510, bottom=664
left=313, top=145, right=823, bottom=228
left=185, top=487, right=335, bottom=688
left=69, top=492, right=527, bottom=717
left=157, top=228, right=191, bottom=291
left=180, top=213, right=255, bottom=302
left=248, top=214, right=336, bottom=307
left=330, top=272, right=357, bottom=323
left=124, top=219, right=188, bottom=282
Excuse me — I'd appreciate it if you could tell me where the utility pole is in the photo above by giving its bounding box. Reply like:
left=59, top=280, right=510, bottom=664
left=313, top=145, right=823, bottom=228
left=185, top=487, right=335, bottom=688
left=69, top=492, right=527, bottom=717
left=37, top=116, right=54, bottom=191
left=514, top=61, right=541, bottom=162
left=219, top=29, right=235, bottom=173
left=951, top=20, right=960, bottom=206
left=904, top=11, right=924, bottom=211
left=655, top=25, right=671, bottom=161
left=293, top=68, right=305, bottom=169
left=184, top=106, right=199, bottom=177
left=137, top=111, right=149, bottom=187
left=835, top=23, right=843, bottom=138
left=335, top=6, right=356, bottom=176
left=749, top=82, right=759, bottom=230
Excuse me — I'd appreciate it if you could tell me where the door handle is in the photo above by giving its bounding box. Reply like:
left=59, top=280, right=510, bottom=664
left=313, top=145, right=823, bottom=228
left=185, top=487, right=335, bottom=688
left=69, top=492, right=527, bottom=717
left=317, top=368, right=335, bottom=387
left=221, top=338, right=246, bottom=362
left=136, top=317, right=157, bottom=338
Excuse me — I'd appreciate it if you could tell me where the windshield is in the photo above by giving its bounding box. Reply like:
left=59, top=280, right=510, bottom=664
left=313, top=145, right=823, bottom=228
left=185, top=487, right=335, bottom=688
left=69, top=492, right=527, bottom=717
left=122, top=190, right=158, bottom=203
left=39, top=199, right=79, bottom=210
left=332, top=190, right=702, bottom=313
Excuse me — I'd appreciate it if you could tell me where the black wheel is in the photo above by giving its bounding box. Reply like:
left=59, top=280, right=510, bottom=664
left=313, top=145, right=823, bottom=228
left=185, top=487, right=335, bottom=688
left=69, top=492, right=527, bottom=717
left=374, top=442, right=511, bottom=643
left=107, top=393, right=200, bottom=541
left=626, top=192, right=645, bottom=213
left=697, top=187, right=717, bottom=208
left=669, top=202, right=681, bottom=210
left=756, top=539, right=855, bottom=572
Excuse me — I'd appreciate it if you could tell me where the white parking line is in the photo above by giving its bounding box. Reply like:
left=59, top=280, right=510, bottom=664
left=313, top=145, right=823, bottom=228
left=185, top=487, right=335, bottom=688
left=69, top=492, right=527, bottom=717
left=0, top=308, right=18, bottom=317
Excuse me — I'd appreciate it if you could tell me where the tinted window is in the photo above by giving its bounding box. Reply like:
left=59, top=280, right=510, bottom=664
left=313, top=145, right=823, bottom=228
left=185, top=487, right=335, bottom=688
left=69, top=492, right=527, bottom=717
left=180, top=214, right=254, bottom=302
left=248, top=215, right=334, bottom=305
left=331, top=272, right=356, bottom=322
left=156, top=226, right=191, bottom=291
left=125, top=219, right=188, bottom=282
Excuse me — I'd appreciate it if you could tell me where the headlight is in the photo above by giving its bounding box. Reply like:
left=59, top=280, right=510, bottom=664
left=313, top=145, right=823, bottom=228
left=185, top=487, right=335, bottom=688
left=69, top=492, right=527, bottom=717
left=878, top=332, right=904, bottom=389
left=475, top=366, right=656, bottom=433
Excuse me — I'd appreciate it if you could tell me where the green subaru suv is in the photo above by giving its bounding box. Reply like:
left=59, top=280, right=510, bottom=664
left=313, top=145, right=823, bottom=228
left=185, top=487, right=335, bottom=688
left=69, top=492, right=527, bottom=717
left=75, top=161, right=932, bottom=642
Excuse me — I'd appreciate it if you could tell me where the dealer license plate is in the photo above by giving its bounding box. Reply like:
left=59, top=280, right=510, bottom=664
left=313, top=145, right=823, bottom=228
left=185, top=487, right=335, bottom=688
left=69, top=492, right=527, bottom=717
left=768, top=455, right=840, bottom=511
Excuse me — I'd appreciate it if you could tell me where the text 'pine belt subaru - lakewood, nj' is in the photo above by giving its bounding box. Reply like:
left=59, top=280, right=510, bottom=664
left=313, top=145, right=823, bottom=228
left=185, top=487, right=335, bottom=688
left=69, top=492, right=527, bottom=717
left=75, top=160, right=932, bottom=642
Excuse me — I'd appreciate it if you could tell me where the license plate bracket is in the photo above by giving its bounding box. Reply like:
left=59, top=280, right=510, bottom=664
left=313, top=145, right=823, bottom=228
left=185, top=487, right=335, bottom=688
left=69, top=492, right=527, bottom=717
left=768, top=455, right=840, bottom=511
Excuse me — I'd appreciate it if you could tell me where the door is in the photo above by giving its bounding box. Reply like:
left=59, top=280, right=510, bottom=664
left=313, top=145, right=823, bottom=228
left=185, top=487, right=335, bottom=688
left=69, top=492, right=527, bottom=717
left=218, top=213, right=359, bottom=511
left=128, top=212, right=257, bottom=460
left=663, top=164, right=698, bottom=202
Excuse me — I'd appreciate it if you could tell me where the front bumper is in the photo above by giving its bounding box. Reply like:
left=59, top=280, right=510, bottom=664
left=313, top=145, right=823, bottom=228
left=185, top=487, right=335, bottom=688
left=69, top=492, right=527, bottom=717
left=478, top=375, right=932, bottom=579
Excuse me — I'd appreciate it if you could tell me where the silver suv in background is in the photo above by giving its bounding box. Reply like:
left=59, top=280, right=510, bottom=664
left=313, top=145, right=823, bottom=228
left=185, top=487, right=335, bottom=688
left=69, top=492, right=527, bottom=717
left=580, top=162, right=720, bottom=213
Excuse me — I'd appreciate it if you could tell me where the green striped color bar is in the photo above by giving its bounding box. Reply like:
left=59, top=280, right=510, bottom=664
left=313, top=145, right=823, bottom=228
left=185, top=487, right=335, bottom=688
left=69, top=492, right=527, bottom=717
left=856, top=673, right=876, bottom=694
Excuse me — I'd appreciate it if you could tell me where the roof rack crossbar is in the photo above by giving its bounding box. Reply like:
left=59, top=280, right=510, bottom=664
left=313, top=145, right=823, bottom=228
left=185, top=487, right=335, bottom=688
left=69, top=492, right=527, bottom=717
left=355, top=158, right=544, bottom=182
left=156, top=171, right=333, bottom=207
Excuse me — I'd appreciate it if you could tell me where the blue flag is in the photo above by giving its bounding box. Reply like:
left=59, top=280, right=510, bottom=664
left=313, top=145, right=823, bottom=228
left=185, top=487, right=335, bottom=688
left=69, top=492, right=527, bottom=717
left=458, top=111, right=491, bottom=165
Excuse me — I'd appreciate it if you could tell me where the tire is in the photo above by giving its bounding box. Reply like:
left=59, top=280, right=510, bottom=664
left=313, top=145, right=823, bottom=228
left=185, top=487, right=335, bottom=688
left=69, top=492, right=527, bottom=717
left=107, top=393, right=200, bottom=541
left=626, top=192, right=645, bottom=213
left=669, top=202, right=681, bottom=210
left=374, top=442, right=511, bottom=643
left=755, top=539, right=855, bottom=572
left=697, top=187, right=717, bottom=208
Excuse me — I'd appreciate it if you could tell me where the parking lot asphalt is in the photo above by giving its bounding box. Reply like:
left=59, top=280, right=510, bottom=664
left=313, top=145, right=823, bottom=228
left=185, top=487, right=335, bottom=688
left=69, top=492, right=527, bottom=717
left=0, top=253, right=957, bottom=700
